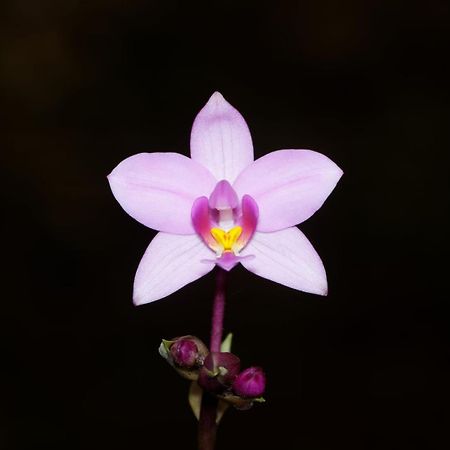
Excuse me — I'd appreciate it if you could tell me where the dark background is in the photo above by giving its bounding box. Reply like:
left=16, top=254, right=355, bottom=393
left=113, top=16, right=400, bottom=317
left=2, top=1, right=449, bottom=449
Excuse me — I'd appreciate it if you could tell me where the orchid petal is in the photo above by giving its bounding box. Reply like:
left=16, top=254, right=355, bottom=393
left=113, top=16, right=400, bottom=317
left=133, top=232, right=215, bottom=305
left=108, top=152, right=216, bottom=234
left=209, top=180, right=239, bottom=210
left=190, top=92, right=254, bottom=183
left=235, top=195, right=258, bottom=251
left=240, top=227, right=327, bottom=296
left=191, top=196, right=220, bottom=252
left=233, top=150, right=343, bottom=232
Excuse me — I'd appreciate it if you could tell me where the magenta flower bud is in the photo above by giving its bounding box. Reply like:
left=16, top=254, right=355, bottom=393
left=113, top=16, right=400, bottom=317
left=198, top=352, right=240, bottom=394
left=170, top=338, right=199, bottom=368
left=232, top=367, right=266, bottom=398
left=159, top=335, right=208, bottom=380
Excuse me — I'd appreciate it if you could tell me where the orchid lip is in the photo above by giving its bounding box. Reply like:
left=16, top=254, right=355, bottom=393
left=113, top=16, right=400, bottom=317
left=201, top=253, right=255, bottom=272
left=192, top=181, right=259, bottom=269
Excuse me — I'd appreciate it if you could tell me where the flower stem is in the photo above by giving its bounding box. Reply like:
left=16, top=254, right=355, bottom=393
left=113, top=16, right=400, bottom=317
left=210, top=267, right=227, bottom=353
left=197, top=393, right=218, bottom=450
left=198, top=268, right=227, bottom=450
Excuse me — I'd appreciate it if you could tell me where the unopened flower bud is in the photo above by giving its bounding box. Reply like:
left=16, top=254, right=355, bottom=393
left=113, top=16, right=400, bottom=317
left=170, top=338, right=199, bottom=368
left=232, top=367, right=266, bottom=398
left=198, top=352, right=240, bottom=394
left=159, top=335, right=208, bottom=380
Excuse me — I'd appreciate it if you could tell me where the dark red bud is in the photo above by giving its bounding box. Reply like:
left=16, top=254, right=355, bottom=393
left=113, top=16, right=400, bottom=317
left=232, top=367, right=266, bottom=398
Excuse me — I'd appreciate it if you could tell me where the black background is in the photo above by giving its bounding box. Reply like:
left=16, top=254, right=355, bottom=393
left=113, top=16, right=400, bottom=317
left=2, top=1, right=449, bottom=449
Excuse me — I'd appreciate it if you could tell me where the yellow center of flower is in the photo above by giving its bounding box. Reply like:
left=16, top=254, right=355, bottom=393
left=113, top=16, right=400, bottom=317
left=210, top=226, right=242, bottom=253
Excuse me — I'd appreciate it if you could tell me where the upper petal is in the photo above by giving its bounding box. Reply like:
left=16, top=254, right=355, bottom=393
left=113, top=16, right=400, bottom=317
left=108, top=152, right=217, bottom=234
left=208, top=180, right=239, bottom=210
left=190, top=92, right=254, bottom=183
left=233, top=150, right=343, bottom=232
left=240, top=227, right=327, bottom=296
left=133, top=232, right=215, bottom=305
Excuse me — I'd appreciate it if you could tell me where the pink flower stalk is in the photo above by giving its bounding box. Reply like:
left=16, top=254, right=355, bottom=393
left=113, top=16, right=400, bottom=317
left=108, top=92, right=342, bottom=305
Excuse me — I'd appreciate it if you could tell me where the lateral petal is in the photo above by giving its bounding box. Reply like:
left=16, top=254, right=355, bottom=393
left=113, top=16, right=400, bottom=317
left=191, top=196, right=220, bottom=252
left=108, top=152, right=216, bottom=234
left=240, top=227, right=328, bottom=296
left=233, top=150, right=343, bottom=231
left=190, top=92, right=254, bottom=183
left=133, top=232, right=215, bottom=305
left=235, top=195, right=259, bottom=252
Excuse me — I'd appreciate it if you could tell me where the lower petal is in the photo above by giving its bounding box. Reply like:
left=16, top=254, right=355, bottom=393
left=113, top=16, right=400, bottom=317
left=133, top=232, right=215, bottom=305
left=240, top=227, right=328, bottom=296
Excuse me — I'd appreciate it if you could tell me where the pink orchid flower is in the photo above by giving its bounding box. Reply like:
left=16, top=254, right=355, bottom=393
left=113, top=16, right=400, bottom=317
left=108, top=92, right=342, bottom=305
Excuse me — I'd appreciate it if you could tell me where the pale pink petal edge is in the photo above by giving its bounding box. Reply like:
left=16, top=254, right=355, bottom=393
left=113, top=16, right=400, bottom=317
left=133, top=232, right=215, bottom=305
